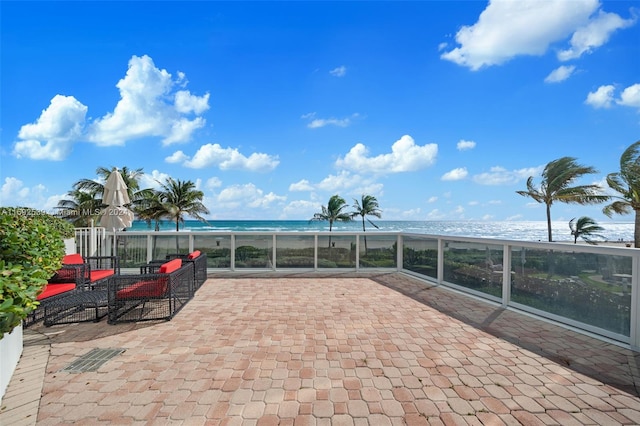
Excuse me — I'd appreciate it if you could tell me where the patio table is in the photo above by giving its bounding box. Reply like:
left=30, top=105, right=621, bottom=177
left=43, top=289, right=109, bottom=326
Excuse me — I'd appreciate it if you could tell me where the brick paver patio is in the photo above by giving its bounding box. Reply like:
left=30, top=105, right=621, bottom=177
left=2, top=273, right=640, bottom=425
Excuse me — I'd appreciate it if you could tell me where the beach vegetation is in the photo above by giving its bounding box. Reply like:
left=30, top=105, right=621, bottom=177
left=602, top=140, right=640, bottom=248
left=569, top=216, right=605, bottom=244
left=0, top=208, right=73, bottom=339
left=516, top=157, right=609, bottom=242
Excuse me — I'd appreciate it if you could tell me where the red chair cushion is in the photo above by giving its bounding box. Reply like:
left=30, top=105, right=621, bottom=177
left=90, top=269, right=114, bottom=282
left=159, top=259, right=182, bottom=274
left=116, top=278, right=168, bottom=299
left=63, top=254, right=84, bottom=265
left=37, top=283, right=76, bottom=300
left=188, top=250, right=201, bottom=259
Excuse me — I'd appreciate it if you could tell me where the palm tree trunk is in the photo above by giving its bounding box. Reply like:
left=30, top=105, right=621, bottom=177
left=175, top=219, right=180, bottom=252
left=634, top=209, right=640, bottom=248
left=546, top=204, right=553, bottom=242
left=361, top=216, right=367, bottom=252
left=328, top=220, right=333, bottom=248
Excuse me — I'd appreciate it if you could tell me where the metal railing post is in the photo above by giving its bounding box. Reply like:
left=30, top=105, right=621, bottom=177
left=437, top=238, right=445, bottom=284
left=146, top=234, right=153, bottom=263
left=631, top=252, right=639, bottom=350
left=90, top=227, right=97, bottom=256
left=502, top=244, right=512, bottom=308
left=272, top=235, right=277, bottom=271
left=314, top=234, right=318, bottom=271
left=355, top=234, right=360, bottom=271
left=397, top=234, right=403, bottom=271
left=230, top=234, right=236, bottom=271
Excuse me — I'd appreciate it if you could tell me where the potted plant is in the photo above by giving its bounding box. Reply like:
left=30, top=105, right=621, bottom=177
left=0, top=207, right=74, bottom=400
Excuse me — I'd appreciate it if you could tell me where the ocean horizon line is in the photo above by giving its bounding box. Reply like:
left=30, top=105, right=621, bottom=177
left=125, top=219, right=636, bottom=243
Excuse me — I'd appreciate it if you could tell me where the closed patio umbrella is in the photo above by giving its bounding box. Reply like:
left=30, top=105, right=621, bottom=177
left=99, top=169, right=134, bottom=254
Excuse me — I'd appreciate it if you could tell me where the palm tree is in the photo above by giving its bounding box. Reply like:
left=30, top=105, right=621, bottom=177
left=74, top=166, right=146, bottom=203
left=62, top=166, right=151, bottom=226
left=55, top=188, right=102, bottom=227
left=516, top=157, right=609, bottom=242
left=569, top=216, right=605, bottom=244
left=310, top=195, right=353, bottom=247
left=353, top=194, right=382, bottom=252
left=135, top=190, right=167, bottom=231
left=156, top=177, right=210, bottom=232
left=602, top=140, right=640, bottom=247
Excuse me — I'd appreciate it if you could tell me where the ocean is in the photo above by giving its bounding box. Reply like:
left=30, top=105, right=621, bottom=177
left=127, top=220, right=636, bottom=243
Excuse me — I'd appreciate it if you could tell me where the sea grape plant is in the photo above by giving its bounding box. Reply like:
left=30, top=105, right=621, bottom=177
left=0, top=207, right=75, bottom=339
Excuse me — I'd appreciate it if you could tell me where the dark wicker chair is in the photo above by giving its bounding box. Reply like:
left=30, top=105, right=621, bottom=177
left=164, top=251, right=208, bottom=292
left=108, top=259, right=194, bottom=324
left=24, top=263, right=87, bottom=327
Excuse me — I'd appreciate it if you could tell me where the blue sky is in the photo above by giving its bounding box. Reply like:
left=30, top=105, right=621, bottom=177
left=1, top=1, right=639, bottom=223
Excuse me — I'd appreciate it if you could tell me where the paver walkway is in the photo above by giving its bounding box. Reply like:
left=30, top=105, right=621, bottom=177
left=2, top=273, right=640, bottom=425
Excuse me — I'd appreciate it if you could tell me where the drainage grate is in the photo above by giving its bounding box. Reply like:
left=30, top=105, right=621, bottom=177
left=61, top=348, right=125, bottom=373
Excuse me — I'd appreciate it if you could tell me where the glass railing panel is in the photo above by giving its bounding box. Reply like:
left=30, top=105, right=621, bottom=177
left=317, top=235, right=356, bottom=268
left=115, top=234, right=148, bottom=268
left=359, top=235, right=397, bottom=268
left=443, top=240, right=504, bottom=299
left=402, top=236, right=438, bottom=279
left=151, top=234, right=190, bottom=261
left=234, top=235, right=273, bottom=269
left=510, top=247, right=632, bottom=336
left=194, top=234, right=232, bottom=268
left=275, top=235, right=315, bottom=268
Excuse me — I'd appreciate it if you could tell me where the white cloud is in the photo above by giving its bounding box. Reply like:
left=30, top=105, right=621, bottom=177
left=0, top=177, right=60, bottom=210
left=314, top=171, right=384, bottom=198
left=316, top=170, right=361, bottom=192
left=468, top=201, right=479, bottom=206
left=329, top=66, right=347, bottom=77
left=13, top=95, right=87, bottom=160
left=206, top=177, right=223, bottom=190
left=456, top=140, right=476, bottom=151
left=473, top=166, right=543, bottom=185
left=88, top=55, right=209, bottom=146
left=164, top=117, right=206, bottom=145
left=216, top=183, right=286, bottom=210
left=617, top=83, right=640, bottom=108
left=1, top=177, right=30, bottom=204
left=281, top=200, right=319, bottom=219
left=399, top=208, right=422, bottom=219
left=557, top=10, right=636, bottom=61
left=289, top=179, right=314, bottom=191
left=165, top=150, right=189, bottom=164
left=426, top=209, right=445, bottom=220
left=174, top=90, right=210, bottom=114
left=303, top=112, right=359, bottom=129
left=427, top=196, right=438, bottom=203
left=585, top=85, right=616, bottom=108
left=441, top=0, right=599, bottom=70
left=183, top=143, right=280, bottom=172
left=335, top=135, right=438, bottom=174
left=544, top=65, right=576, bottom=83
left=441, top=167, right=468, bottom=181
left=139, top=170, right=171, bottom=190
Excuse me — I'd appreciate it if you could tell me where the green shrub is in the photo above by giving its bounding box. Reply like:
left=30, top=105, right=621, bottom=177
left=0, top=207, right=72, bottom=339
